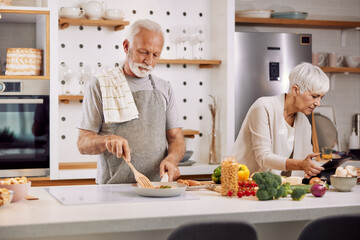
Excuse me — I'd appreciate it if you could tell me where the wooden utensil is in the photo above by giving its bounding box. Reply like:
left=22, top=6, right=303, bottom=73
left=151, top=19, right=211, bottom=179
left=311, top=112, right=321, bottom=161
left=125, top=161, right=154, bottom=188
left=25, top=195, right=39, bottom=200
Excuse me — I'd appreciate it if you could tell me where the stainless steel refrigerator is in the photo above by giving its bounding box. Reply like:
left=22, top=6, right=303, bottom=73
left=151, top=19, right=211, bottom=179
left=234, top=32, right=312, bottom=139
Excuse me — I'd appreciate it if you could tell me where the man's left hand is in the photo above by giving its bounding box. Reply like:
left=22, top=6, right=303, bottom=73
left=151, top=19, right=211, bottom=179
left=160, top=158, right=180, bottom=182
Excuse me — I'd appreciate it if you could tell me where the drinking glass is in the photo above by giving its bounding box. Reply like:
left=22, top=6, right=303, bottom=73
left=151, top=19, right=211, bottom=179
left=59, top=62, right=73, bottom=94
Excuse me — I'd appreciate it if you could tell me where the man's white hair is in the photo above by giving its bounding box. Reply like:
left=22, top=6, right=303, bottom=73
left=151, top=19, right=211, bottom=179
left=288, top=62, right=329, bottom=94
left=126, top=19, right=164, bottom=47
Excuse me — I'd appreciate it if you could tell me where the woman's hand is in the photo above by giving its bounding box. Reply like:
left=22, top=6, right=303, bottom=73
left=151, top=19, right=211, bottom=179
left=302, top=153, right=324, bottom=178
left=105, top=135, right=131, bottom=161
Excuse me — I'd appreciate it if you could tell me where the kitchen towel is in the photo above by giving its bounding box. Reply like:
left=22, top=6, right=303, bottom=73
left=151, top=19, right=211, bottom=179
left=96, top=67, right=139, bottom=124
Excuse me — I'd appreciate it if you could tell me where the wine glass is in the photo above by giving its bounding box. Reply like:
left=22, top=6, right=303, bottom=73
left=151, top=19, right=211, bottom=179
left=59, top=62, right=73, bottom=95
left=196, top=28, right=206, bottom=59
left=76, top=62, right=91, bottom=95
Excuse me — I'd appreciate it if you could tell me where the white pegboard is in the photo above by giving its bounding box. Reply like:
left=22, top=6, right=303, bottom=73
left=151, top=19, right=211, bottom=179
left=58, top=0, right=217, bottom=165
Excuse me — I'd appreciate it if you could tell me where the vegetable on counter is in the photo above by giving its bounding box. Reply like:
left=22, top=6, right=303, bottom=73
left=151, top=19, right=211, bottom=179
left=211, top=166, right=221, bottom=184
left=291, top=188, right=306, bottom=201
left=238, top=164, right=250, bottom=181
left=311, top=184, right=327, bottom=197
left=252, top=172, right=283, bottom=201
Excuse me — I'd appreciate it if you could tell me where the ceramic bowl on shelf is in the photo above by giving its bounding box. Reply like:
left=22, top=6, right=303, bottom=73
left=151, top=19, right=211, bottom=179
left=271, top=11, right=308, bottom=19
left=344, top=55, right=360, bottom=68
left=330, top=175, right=357, bottom=192
left=59, top=7, right=85, bottom=19
left=235, top=9, right=273, bottom=18
left=103, top=9, right=125, bottom=20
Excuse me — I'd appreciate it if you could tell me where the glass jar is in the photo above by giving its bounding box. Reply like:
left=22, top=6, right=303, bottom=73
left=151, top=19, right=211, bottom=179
left=221, top=156, right=238, bottom=196
left=209, top=130, right=221, bottom=165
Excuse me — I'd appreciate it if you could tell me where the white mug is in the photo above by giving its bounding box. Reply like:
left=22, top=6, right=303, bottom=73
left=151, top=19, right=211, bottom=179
left=59, top=7, right=85, bottom=18
left=312, top=52, right=326, bottom=67
left=328, top=53, right=344, bottom=67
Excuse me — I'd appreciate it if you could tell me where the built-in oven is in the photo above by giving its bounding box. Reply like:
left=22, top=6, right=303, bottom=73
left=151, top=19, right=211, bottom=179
left=0, top=79, right=49, bottom=177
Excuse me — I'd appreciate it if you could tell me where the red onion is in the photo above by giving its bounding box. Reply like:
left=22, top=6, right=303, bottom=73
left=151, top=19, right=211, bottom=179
left=311, top=184, right=326, bottom=197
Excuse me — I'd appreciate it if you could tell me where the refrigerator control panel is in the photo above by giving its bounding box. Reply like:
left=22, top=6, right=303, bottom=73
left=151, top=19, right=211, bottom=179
left=269, top=62, right=280, bottom=81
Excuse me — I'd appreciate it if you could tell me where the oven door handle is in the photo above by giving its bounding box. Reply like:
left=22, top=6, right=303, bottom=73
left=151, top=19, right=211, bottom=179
left=0, top=99, right=44, bottom=104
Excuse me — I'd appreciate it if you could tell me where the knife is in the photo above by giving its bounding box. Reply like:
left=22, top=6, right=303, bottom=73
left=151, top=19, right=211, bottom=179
left=186, top=184, right=220, bottom=191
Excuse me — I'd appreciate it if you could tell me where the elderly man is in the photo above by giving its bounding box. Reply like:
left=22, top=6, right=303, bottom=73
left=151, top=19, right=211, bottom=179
left=77, top=19, right=185, bottom=184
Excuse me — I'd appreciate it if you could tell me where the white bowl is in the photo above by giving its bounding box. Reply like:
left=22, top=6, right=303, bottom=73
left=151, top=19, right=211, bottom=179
left=0, top=181, right=31, bottom=202
left=235, top=9, right=273, bottom=18
left=330, top=175, right=357, bottom=192
left=132, top=182, right=187, bottom=197
left=344, top=56, right=360, bottom=68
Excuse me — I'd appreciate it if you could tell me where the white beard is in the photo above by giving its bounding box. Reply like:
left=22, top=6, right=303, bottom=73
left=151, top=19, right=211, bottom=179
left=128, top=58, right=153, bottom=78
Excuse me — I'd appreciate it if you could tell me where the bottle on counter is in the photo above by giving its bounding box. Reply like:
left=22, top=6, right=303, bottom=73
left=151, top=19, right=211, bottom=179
left=349, top=128, right=359, bottom=150
left=221, top=156, right=238, bottom=196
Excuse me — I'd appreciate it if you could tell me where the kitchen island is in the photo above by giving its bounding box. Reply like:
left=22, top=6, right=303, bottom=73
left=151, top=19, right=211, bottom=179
left=1, top=185, right=359, bottom=240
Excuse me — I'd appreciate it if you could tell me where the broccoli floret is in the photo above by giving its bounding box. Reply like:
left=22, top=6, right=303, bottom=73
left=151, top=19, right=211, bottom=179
left=255, top=189, right=272, bottom=201
left=282, top=182, right=293, bottom=197
left=275, top=185, right=285, bottom=199
left=291, top=188, right=306, bottom=201
left=252, top=172, right=283, bottom=201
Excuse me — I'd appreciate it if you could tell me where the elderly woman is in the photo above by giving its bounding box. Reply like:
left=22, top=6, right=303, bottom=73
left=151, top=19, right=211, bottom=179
left=232, top=62, right=329, bottom=178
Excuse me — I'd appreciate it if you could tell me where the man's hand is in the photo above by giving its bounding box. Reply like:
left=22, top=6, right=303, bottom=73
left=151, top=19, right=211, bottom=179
left=302, top=153, right=324, bottom=178
left=105, top=136, right=131, bottom=161
left=160, top=157, right=180, bottom=182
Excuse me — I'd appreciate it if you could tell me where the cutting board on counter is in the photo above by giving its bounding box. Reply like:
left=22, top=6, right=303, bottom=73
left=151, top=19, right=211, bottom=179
left=45, top=184, right=198, bottom=205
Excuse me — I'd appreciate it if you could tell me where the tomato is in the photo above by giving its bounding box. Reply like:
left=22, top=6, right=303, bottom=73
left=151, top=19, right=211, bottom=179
left=227, top=190, right=234, bottom=197
left=237, top=191, right=243, bottom=198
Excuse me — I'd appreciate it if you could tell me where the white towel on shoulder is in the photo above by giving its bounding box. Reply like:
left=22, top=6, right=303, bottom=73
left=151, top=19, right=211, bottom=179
left=96, top=67, right=139, bottom=124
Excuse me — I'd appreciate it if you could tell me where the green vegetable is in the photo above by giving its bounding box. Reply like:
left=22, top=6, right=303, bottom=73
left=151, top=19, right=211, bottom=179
left=211, top=166, right=221, bottom=184
left=275, top=185, right=285, bottom=199
left=291, top=188, right=306, bottom=201
left=290, top=184, right=312, bottom=193
left=282, top=182, right=293, bottom=197
left=252, top=172, right=282, bottom=201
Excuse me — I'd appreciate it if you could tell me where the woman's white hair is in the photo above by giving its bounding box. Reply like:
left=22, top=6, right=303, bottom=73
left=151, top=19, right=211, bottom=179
left=288, top=62, right=329, bottom=94
left=126, top=19, right=164, bottom=47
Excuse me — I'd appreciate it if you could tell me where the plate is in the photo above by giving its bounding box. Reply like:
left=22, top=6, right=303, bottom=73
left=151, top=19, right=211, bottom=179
left=314, top=113, right=338, bottom=150
left=59, top=14, right=83, bottom=19
left=103, top=16, right=125, bottom=21
left=271, top=11, right=308, bottom=19
left=178, top=160, right=196, bottom=166
left=235, top=9, right=273, bottom=18
left=132, top=182, right=187, bottom=197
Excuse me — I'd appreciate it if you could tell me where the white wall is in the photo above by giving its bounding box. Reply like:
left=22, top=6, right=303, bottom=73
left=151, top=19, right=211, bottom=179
left=235, top=0, right=360, bottom=151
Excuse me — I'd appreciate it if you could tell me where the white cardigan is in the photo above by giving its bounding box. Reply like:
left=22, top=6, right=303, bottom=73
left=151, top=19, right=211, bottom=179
left=231, top=93, right=313, bottom=177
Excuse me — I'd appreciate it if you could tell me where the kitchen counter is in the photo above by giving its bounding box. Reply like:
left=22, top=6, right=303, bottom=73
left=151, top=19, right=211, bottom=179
left=1, top=184, right=360, bottom=240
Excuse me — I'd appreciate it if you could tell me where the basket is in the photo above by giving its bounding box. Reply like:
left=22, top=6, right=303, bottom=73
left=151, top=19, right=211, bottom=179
left=0, top=0, right=11, bottom=6
left=5, top=48, right=42, bottom=76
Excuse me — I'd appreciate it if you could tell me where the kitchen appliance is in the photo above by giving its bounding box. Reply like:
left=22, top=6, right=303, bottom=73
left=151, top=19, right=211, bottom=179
left=0, top=79, right=49, bottom=177
left=234, top=32, right=312, bottom=139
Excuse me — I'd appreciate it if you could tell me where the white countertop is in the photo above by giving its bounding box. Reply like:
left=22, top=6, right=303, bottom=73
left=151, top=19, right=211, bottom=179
left=1, top=184, right=360, bottom=239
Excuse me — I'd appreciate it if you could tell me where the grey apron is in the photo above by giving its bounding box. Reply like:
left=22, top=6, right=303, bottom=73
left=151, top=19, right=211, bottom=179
left=97, top=75, right=167, bottom=184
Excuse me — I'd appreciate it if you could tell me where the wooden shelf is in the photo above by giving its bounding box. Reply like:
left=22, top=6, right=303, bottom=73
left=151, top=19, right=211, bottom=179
left=183, top=129, right=200, bottom=138
left=59, top=95, right=83, bottom=104
left=157, top=59, right=221, bottom=68
left=0, top=75, right=49, bottom=79
left=59, top=18, right=130, bottom=31
left=235, top=17, right=360, bottom=29
left=321, top=67, right=360, bottom=73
